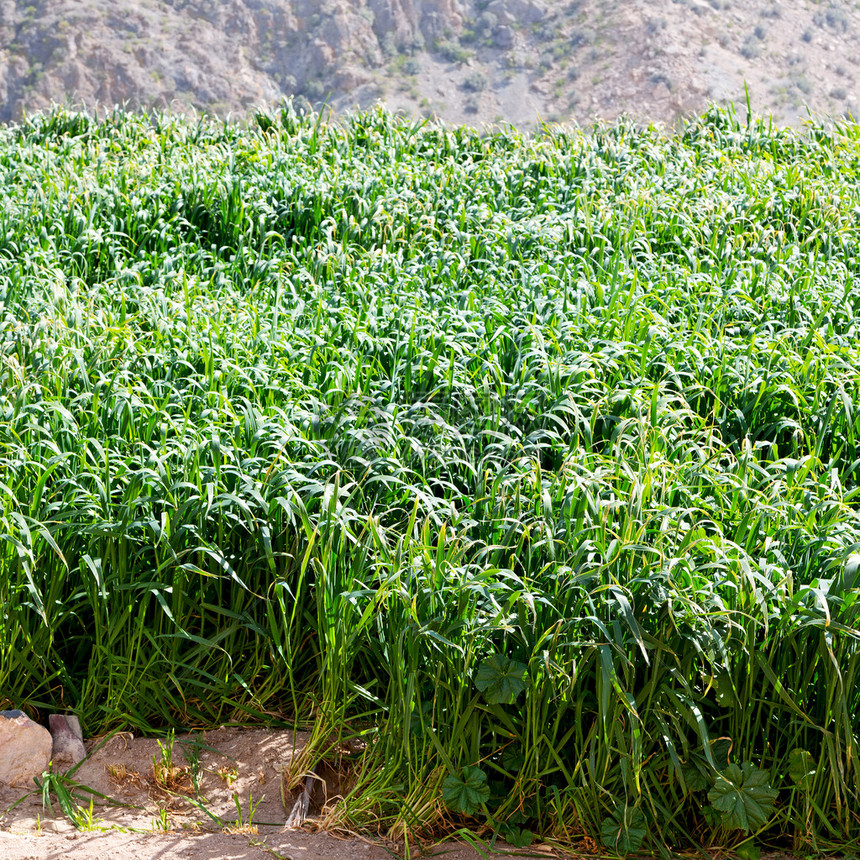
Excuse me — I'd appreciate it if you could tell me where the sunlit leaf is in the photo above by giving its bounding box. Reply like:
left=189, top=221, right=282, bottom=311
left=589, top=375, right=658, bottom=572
left=788, top=749, right=815, bottom=789
left=708, top=763, right=778, bottom=833
left=475, top=654, right=527, bottom=705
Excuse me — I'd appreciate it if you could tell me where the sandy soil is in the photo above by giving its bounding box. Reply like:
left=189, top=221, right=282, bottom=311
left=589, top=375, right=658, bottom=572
left=0, top=829, right=392, bottom=860
left=0, top=727, right=552, bottom=860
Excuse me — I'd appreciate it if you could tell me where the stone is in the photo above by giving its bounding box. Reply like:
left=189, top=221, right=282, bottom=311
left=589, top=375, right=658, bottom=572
left=488, top=0, right=547, bottom=25
left=0, top=710, right=53, bottom=786
left=49, top=714, right=87, bottom=772
left=494, top=25, right=515, bottom=49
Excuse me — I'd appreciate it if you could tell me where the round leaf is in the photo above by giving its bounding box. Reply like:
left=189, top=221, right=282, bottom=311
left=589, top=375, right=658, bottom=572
left=600, top=806, right=647, bottom=854
left=681, top=757, right=711, bottom=793
left=788, top=749, right=815, bottom=789
left=475, top=654, right=527, bottom=705
left=501, top=745, right=525, bottom=774
left=707, top=762, right=778, bottom=833
left=502, top=825, right=534, bottom=848
left=441, top=766, right=490, bottom=816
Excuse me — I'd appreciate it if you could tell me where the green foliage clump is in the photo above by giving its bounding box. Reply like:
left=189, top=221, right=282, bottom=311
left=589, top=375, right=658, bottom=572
left=0, top=102, right=859, bottom=852
left=435, top=38, right=472, bottom=64
left=462, top=71, right=488, bottom=92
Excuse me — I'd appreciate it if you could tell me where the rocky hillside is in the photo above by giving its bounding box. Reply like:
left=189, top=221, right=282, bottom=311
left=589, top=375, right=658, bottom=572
left=0, top=0, right=857, bottom=127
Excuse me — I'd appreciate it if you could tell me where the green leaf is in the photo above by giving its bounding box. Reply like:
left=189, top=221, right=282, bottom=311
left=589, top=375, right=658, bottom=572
left=475, top=654, right=527, bottom=705
left=502, top=824, right=534, bottom=847
left=712, top=672, right=736, bottom=705
left=711, top=738, right=732, bottom=770
left=788, top=749, right=815, bottom=789
left=702, top=805, right=720, bottom=829
left=681, top=756, right=711, bottom=793
left=600, top=805, right=647, bottom=854
left=736, top=843, right=761, bottom=860
left=707, top=763, right=778, bottom=833
left=442, top=766, right=490, bottom=816
left=501, top=745, right=524, bottom=774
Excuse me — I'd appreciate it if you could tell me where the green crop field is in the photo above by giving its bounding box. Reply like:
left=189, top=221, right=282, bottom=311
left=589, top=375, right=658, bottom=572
left=1, top=104, right=859, bottom=853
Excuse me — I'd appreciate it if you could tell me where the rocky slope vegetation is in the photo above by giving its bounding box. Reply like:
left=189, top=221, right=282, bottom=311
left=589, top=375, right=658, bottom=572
left=0, top=0, right=857, bottom=127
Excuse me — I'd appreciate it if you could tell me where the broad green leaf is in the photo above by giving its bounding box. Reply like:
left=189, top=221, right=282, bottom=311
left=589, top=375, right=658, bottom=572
left=502, top=825, right=534, bottom=848
left=475, top=654, right=527, bottom=705
left=441, top=766, right=489, bottom=816
left=682, top=760, right=711, bottom=793
left=501, top=745, right=524, bottom=774
left=702, top=805, right=720, bottom=829
left=788, top=749, right=815, bottom=789
left=736, top=843, right=761, bottom=860
left=712, top=672, right=735, bottom=705
left=711, top=738, right=732, bottom=771
left=707, top=763, right=778, bottom=832
left=600, top=805, right=647, bottom=854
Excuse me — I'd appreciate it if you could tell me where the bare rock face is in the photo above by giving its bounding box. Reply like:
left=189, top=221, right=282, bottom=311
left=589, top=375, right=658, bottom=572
left=0, top=710, right=52, bottom=787
left=0, top=0, right=447, bottom=121
left=367, top=0, right=419, bottom=47
left=48, top=714, right=87, bottom=773
left=0, top=0, right=478, bottom=121
left=487, top=0, right=546, bottom=24
left=365, top=0, right=466, bottom=47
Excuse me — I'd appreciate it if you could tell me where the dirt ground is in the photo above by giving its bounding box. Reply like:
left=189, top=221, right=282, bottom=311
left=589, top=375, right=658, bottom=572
left=0, top=727, right=553, bottom=860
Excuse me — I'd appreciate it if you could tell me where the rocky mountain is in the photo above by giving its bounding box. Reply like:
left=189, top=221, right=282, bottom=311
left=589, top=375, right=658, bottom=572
left=0, top=0, right=857, bottom=128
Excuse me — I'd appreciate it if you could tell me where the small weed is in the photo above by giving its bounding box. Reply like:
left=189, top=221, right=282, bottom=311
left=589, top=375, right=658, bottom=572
left=462, top=71, right=488, bottom=93
left=435, top=39, right=471, bottom=64
left=568, top=27, right=595, bottom=50
left=178, top=739, right=203, bottom=796
left=740, top=37, right=761, bottom=58
left=75, top=798, right=102, bottom=832
left=223, top=791, right=261, bottom=835
left=33, top=770, right=122, bottom=831
left=217, top=766, right=238, bottom=788
left=108, top=763, right=135, bottom=785
left=152, top=730, right=190, bottom=793
left=793, top=74, right=813, bottom=94
left=814, top=5, right=849, bottom=32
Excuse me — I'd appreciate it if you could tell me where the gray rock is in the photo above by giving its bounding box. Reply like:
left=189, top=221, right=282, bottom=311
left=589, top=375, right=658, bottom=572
left=1, top=709, right=25, bottom=718
left=49, top=714, right=87, bottom=772
left=0, top=710, right=53, bottom=786
left=487, top=0, right=547, bottom=25
left=494, top=25, right=515, bottom=49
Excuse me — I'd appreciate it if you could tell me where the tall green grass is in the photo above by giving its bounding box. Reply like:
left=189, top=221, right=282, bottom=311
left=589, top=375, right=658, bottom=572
left=1, top=103, right=859, bottom=852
